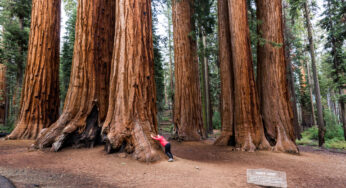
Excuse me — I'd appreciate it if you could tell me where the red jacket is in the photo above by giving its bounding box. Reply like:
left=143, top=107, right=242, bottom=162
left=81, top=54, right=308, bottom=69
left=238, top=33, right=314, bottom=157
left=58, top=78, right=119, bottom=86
left=151, top=135, right=169, bottom=147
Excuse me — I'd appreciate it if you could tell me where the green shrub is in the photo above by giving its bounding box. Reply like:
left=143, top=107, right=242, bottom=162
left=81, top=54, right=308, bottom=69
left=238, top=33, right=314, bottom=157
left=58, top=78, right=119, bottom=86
left=297, top=109, right=345, bottom=150
left=324, top=109, right=344, bottom=140
left=296, top=136, right=318, bottom=146
left=301, top=126, right=319, bottom=140
left=325, top=138, right=346, bottom=149
left=325, top=124, right=344, bottom=140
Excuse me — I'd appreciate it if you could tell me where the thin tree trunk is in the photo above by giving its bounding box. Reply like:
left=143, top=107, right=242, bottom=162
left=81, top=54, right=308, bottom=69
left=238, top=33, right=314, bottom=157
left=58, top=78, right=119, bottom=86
left=228, top=0, right=270, bottom=151
left=306, top=60, right=317, bottom=126
left=101, top=0, right=163, bottom=162
left=199, top=33, right=208, bottom=136
left=303, top=1, right=325, bottom=146
left=172, top=0, right=204, bottom=141
left=214, top=0, right=234, bottom=146
left=202, top=35, right=213, bottom=134
left=340, top=89, right=346, bottom=140
left=7, top=0, right=61, bottom=139
left=35, top=0, right=115, bottom=150
left=0, top=64, right=5, bottom=124
left=256, top=0, right=298, bottom=153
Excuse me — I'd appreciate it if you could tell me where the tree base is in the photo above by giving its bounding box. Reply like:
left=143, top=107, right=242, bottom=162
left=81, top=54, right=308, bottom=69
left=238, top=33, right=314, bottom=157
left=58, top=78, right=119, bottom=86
left=34, top=106, right=101, bottom=151
left=272, top=127, right=299, bottom=154
left=103, top=120, right=164, bottom=162
left=7, top=121, right=45, bottom=140
left=214, top=132, right=235, bottom=146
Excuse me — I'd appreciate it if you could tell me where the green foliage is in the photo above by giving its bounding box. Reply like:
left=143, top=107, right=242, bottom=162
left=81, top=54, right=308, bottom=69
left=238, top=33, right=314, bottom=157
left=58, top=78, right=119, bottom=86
left=302, top=126, right=319, bottom=140
left=325, top=138, right=346, bottom=150
left=320, top=0, right=345, bottom=104
left=153, top=33, right=165, bottom=112
left=298, top=109, right=345, bottom=149
left=194, top=0, right=215, bottom=35
left=0, top=124, right=14, bottom=133
left=0, top=0, right=31, bottom=126
left=324, top=109, right=343, bottom=140
left=212, top=111, right=221, bottom=129
left=296, top=136, right=318, bottom=146
left=63, top=0, right=77, bottom=16
left=152, top=0, right=165, bottom=112
left=60, top=4, right=77, bottom=106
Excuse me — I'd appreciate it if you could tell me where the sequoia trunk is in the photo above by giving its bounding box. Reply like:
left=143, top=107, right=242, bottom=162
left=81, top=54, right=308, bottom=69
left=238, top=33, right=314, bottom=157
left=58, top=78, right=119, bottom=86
left=228, top=0, right=270, bottom=151
left=214, top=0, right=234, bottom=146
left=256, top=0, right=298, bottom=153
left=35, top=0, right=115, bottom=150
left=172, top=0, right=204, bottom=140
left=101, top=0, right=163, bottom=162
left=7, top=0, right=61, bottom=139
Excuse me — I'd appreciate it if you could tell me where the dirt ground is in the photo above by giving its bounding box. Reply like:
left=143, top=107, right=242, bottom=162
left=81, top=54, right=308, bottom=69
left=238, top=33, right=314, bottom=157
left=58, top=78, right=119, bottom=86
left=0, top=139, right=345, bottom=188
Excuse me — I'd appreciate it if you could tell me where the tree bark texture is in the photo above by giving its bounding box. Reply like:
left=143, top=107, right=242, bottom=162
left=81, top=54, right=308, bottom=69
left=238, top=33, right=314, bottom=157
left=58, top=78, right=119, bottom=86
left=101, top=0, right=163, bottom=162
left=256, top=0, right=298, bottom=153
left=35, top=0, right=115, bottom=150
left=227, top=0, right=270, bottom=151
left=172, top=0, right=204, bottom=141
left=214, top=0, right=234, bottom=146
left=0, top=64, right=6, bottom=124
left=7, top=0, right=61, bottom=139
left=304, top=1, right=325, bottom=146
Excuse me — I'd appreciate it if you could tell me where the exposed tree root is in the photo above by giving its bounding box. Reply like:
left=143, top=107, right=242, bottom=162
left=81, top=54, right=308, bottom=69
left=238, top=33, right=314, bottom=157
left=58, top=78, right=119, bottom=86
left=214, top=132, right=234, bottom=146
left=34, top=105, right=101, bottom=152
left=102, top=120, right=164, bottom=162
left=272, top=126, right=299, bottom=154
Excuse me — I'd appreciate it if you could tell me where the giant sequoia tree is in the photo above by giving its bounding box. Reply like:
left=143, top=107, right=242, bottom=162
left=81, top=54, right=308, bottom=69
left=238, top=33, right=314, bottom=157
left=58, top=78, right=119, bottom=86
left=7, top=0, right=60, bottom=139
left=101, top=0, right=163, bottom=162
left=214, top=0, right=234, bottom=146
left=256, top=0, right=298, bottom=153
left=35, top=0, right=115, bottom=150
left=172, top=0, right=204, bottom=140
left=215, top=0, right=270, bottom=151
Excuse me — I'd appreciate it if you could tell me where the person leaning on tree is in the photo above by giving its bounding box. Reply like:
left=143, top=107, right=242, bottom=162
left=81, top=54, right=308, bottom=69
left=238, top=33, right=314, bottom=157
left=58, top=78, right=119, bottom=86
left=151, top=134, right=174, bottom=162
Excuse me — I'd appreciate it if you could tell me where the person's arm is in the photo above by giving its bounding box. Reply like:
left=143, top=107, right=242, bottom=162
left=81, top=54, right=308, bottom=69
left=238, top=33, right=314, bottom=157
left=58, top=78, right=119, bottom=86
left=151, top=134, right=159, bottom=140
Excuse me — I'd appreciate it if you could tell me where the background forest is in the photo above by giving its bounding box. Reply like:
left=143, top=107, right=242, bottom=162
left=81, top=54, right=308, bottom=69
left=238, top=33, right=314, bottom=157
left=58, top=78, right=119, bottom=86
left=0, top=0, right=345, bottom=149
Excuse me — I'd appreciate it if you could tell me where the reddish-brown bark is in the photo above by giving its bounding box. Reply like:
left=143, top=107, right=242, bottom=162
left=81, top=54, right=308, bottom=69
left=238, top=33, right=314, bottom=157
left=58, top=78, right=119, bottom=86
left=172, top=0, right=204, bottom=141
left=7, top=0, right=61, bottom=139
left=215, top=0, right=270, bottom=151
left=256, top=0, right=298, bottom=153
left=101, top=0, right=163, bottom=162
left=35, top=0, right=115, bottom=150
left=227, top=0, right=270, bottom=151
left=214, top=0, right=234, bottom=146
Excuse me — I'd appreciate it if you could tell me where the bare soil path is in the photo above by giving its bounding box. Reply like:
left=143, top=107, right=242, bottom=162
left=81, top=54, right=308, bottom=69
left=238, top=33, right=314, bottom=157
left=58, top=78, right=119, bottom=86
left=0, top=139, right=345, bottom=188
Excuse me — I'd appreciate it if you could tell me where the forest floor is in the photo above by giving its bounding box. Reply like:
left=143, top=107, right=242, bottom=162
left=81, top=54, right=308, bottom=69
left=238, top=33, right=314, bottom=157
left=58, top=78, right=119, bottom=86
left=0, top=138, right=345, bottom=188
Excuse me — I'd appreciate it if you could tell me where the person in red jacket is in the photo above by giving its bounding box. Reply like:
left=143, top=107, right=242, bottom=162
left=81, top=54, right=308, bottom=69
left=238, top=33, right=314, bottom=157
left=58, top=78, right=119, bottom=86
left=151, top=134, right=174, bottom=162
